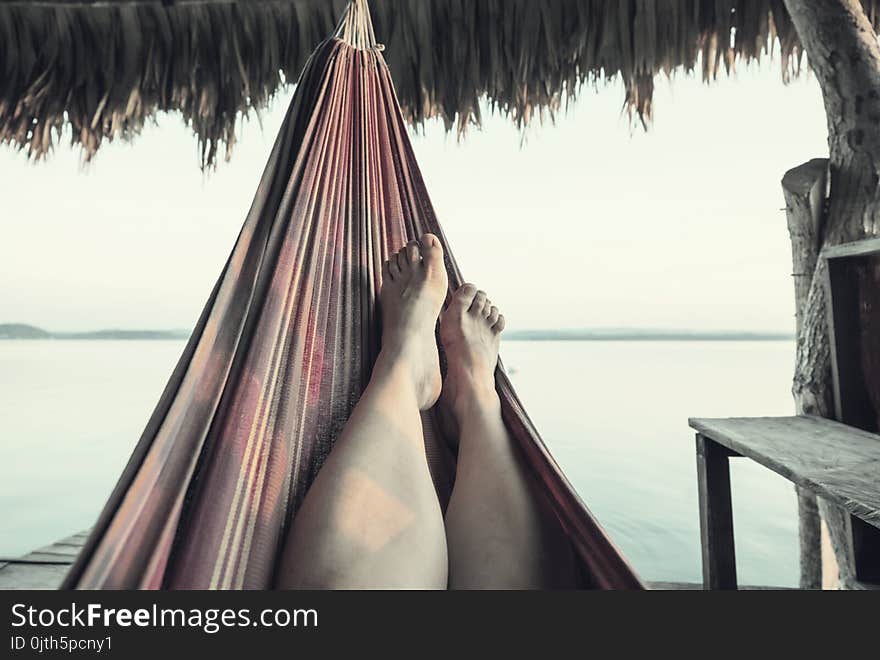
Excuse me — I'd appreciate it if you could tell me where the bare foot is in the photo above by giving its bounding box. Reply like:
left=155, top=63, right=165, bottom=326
left=439, top=284, right=506, bottom=422
left=377, top=233, right=448, bottom=410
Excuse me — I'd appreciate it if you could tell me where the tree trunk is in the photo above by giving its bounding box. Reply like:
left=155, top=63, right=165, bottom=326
left=782, top=0, right=880, bottom=589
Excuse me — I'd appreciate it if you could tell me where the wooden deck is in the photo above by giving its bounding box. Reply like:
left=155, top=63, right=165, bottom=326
left=0, top=529, right=790, bottom=590
left=0, top=530, right=88, bottom=589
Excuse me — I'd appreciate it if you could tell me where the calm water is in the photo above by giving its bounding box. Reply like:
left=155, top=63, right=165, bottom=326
left=0, top=339, right=798, bottom=586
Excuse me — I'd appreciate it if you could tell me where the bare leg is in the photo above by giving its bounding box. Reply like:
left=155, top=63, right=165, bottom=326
left=441, top=285, right=577, bottom=589
left=277, top=235, right=449, bottom=589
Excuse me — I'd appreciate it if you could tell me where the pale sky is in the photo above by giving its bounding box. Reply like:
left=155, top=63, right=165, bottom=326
left=0, top=59, right=828, bottom=333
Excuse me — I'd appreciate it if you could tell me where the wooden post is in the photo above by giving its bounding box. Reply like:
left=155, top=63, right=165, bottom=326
left=782, top=158, right=828, bottom=590
left=695, top=433, right=737, bottom=590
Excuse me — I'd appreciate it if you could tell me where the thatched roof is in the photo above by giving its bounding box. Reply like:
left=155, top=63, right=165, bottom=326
left=3, top=0, right=880, bottom=167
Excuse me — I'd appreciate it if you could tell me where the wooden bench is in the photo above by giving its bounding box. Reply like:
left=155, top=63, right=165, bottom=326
left=690, top=415, right=880, bottom=589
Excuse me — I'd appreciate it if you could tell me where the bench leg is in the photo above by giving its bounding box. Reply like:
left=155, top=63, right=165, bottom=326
left=696, top=433, right=737, bottom=590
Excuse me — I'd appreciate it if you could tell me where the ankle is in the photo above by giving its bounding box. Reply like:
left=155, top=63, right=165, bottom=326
left=374, top=342, right=441, bottom=411
left=447, top=371, right=499, bottom=420
left=372, top=351, right=416, bottom=391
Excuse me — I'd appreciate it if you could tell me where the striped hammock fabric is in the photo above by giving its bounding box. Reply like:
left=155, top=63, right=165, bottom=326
left=63, top=0, right=642, bottom=590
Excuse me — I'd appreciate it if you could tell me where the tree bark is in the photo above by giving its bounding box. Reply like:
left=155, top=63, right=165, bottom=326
left=782, top=0, right=880, bottom=589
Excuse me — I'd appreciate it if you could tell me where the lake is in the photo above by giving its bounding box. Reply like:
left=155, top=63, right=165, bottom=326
left=0, top=339, right=798, bottom=586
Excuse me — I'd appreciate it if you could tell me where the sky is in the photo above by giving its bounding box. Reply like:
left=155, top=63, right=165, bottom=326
left=0, top=58, right=829, bottom=333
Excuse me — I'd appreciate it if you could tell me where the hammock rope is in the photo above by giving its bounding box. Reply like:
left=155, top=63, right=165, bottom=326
left=335, top=0, right=383, bottom=51
left=62, top=0, right=643, bottom=590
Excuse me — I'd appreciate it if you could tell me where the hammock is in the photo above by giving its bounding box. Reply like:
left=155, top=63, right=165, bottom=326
left=62, top=0, right=643, bottom=591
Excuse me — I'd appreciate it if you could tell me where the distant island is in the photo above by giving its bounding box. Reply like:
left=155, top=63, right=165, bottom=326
left=0, top=324, right=189, bottom=341
left=504, top=329, right=794, bottom=342
left=0, top=323, right=793, bottom=342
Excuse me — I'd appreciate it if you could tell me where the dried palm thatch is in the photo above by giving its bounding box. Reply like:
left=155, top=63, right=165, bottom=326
left=2, top=0, right=879, bottom=168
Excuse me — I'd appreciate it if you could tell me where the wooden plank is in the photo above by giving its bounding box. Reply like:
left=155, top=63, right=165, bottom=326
left=0, top=532, right=91, bottom=566
left=31, top=543, right=83, bottom=556
left=696, top=434, right=738, bottom=590
left=0, top=563, right=70, bottom=590
left=822, top=237, right=880, bottom=260
left=0, top=555, right=76, bottom=565
left=689, top=416, right=880, bottom=529
left=60, top=535, right=90, bottom=549
left=0, top=531, right=91, bottom=590
left=57, top=529, right=91, bottom=542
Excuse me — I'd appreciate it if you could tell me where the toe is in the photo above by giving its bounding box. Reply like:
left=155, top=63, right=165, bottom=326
left=482, top=299, right=493, bottom=317
left=470, top=290, right=487, bottom=314
left=453, top=283, right=478, bottom=308
left=395, top=247, right=410, bottom=272
left=487, top=306, right=500, bottom=325
left=405, top=241, right=420, bottom=264
left=419, top=233, right=444, bottom=274
left=389, top=256, right=402, bottom=279
left=492, top=314, right=506, bottom=334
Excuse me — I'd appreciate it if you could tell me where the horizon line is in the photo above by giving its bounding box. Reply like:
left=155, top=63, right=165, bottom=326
left=0, top=323, right=795, bottom=341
